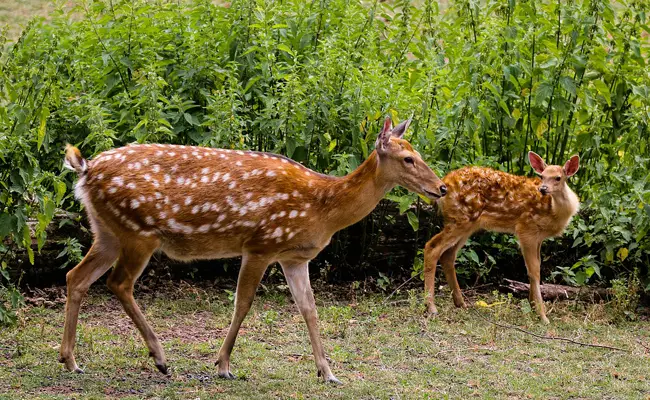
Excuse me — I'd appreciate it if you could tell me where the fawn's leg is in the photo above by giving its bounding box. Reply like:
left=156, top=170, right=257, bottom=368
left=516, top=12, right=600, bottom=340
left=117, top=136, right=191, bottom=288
left=106, top=237, right=167, bottom=373
left=280, top=261, right=340, bottom=384
left=60, top=230, right=120, bottom=373
left=424, top=225, right=468, bottom=315
left=216, top=252, right=271, bottom=379
left=520, top=239, right=549, bottom=324
left=439, top=234, right=472, bottom=308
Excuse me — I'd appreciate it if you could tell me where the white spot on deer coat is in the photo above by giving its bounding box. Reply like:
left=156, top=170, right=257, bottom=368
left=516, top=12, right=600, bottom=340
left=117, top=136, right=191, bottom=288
left=198, top=224, right=210, bottom=233
left=145, top=216, right=155, bottom=225
left=126, top=182, right=137, bottom=189
left=130, top=199, right=140, bottom=209
left=185, top=196, right=193, bottom=205
left=289, top=210, right=298, bottom=218
left=112, top=177, right=124, bottom=186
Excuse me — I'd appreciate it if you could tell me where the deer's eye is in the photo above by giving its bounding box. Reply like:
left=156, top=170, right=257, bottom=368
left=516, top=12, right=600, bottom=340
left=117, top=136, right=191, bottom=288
left=555, top=176, right=561, bottom=181
left=404, top=157, right=414, bottom=165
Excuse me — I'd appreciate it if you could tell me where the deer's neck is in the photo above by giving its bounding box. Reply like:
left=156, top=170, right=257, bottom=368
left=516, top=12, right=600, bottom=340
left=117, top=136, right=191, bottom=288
left=320, top=151, right=393, bottom=233
left=550, top=184, right=580, bottom=220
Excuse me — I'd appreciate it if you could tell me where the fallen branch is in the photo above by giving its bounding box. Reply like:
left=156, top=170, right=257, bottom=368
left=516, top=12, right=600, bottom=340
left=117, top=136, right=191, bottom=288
left=501, top=279, right=611, bottom=302
left=382, top=275, right=416, bottom=305
left=462, top=294, right=630, bottom=353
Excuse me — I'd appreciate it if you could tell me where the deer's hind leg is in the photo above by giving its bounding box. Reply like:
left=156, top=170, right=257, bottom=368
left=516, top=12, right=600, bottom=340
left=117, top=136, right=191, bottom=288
left=280, top=260, right=340, bottom=384
left=106, top=236, right=166, bottom=373
left=60, top=228, right=120, bottom=373
left=424, top=224, right=472, bottom=316
left=439, top=233, right=472, bottom=309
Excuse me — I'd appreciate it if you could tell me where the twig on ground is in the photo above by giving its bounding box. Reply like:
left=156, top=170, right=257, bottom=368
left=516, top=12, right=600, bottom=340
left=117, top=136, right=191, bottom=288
left=637, top=338, right=650, bottom=353
left=382, top=275, right=416, bottom=305
left=463, top=294, right=630, bottom=353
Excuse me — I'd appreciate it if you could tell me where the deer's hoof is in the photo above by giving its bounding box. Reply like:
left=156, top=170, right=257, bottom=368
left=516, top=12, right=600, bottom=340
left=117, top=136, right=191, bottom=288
left=218, top=371, right=236, bottom=380
left=425, top=307, right=439, bottom=318
left=155, top=363, right=169, bottom=375
left=59, top=356, right=82, bottom=373
left=325, top=375, right=343, bottom=385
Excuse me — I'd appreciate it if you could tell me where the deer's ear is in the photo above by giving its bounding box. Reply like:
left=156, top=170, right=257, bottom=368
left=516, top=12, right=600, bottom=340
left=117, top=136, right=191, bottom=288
left=391, top=118, right=411, bottom=139
left=528, top=151, right=547, bottom=175
left=563, top=154, right=580, bottom=177
left=375, top=117, right=392, bottom=153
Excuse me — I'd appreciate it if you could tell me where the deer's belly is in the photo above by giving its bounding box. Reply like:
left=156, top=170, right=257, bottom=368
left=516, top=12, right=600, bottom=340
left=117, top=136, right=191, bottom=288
left=159, top=234, right=243, bottom=261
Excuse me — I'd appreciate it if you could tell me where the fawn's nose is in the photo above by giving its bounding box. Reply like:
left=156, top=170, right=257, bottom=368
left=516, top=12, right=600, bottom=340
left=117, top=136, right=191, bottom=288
left=439, top=185, right=448, bottom=196
left=539, top=185, right=548, bottom=195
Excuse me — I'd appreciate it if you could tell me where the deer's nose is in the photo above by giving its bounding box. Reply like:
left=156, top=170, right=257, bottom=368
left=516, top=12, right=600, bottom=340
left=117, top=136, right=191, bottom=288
left=539, top=185, right=548, bottom=195
left=440, top=185, right=447, bottom=196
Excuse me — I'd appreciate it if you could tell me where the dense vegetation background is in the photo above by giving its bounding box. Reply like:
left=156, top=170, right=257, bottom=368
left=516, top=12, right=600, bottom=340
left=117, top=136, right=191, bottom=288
left=1, top=0, right=649, bottom=322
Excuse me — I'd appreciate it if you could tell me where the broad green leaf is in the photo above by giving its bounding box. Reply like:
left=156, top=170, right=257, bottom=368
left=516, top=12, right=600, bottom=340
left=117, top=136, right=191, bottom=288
left=0, top=213, right=16, bottom=239
left=593, top=80, right=611, bottom=106
left=406, top=211, right=419, bottom=232
left=277, top=44, right=294, bottom=56
left=37, top=106, right=49, bottom=150
left=55, top=181, right=66, bottom=205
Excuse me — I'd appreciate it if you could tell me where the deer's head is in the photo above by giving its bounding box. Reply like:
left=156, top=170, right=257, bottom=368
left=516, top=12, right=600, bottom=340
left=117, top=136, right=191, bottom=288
left=529, top=151, right=580, bottom=196
left=375, top=117, right=447, bottom=199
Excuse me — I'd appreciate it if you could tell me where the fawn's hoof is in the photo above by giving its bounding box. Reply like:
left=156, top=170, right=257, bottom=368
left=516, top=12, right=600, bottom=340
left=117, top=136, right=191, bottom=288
left=218, top=371, right=236, bottom=380
left=425, top=306, right=439, bottom=317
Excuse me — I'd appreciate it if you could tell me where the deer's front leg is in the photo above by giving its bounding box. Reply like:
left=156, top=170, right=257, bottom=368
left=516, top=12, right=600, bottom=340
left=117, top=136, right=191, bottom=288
left=280, top=261, right=341, bottom=384
left=216, top=253, right=271, bottom=379
left=520, top=240, right=549, bottom=324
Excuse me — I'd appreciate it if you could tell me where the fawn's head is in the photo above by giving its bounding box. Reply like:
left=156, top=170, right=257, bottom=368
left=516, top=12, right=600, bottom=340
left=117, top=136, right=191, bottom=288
left=375, top=117, right=446, bottom=199
left=529, top=151, right=580, bottom=196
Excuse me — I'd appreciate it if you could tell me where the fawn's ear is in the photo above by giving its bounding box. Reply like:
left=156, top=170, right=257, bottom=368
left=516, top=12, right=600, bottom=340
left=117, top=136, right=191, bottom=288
left=563, top=154, right=580, bottom=177
left=528, top=151, right=547, bottom=175
left=376, top=117, right=393, bottom=153
left=391, top=118, right=411, bottom=139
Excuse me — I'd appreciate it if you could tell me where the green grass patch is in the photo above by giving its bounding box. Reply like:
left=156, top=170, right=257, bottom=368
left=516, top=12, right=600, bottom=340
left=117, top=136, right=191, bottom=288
left=1, top=285, right=648, bottom=399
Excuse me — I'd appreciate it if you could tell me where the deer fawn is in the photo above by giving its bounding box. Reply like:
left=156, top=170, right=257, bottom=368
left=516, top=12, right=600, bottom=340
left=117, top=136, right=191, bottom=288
left=60, top=117, right=446, bottom=382
left=423, top=152, right=580, bottom=324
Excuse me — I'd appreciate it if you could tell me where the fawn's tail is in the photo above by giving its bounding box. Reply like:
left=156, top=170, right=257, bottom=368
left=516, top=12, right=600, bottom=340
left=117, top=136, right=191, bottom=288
left=64, top=144, right=88, bottom=175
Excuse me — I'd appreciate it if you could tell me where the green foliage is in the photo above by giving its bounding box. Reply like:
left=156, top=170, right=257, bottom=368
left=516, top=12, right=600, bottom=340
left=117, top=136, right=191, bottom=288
left=609, top=268, right=641, bottom=321
left=0, top=0, right=648, bottom=289
left=0, top=261, right=23, bottom=325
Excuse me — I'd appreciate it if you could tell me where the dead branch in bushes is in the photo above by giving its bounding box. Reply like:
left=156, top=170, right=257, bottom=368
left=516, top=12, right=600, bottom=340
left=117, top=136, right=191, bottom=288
left=501, top=279, right=611, bottom=302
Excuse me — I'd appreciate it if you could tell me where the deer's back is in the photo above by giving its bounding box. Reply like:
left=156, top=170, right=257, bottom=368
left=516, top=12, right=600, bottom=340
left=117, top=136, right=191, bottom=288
left=77, top=144, right=331, bottom=260
left=440, top=166, right=551, bottom=232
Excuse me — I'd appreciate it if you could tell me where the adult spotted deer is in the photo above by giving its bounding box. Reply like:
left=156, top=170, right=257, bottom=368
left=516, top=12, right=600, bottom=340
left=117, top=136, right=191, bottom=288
left=60, top=117, right=446, bottom=382
left=423, top=152, right=580, bottom=324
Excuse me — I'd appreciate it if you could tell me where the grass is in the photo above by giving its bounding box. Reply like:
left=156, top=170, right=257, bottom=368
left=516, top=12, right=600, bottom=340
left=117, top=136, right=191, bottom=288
left=1, top=282, right=648, bottom=399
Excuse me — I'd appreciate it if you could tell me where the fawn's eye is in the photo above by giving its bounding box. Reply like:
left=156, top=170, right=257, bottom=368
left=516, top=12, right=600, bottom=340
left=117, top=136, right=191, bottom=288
left=404, top=157, right=414, bottom=165
left=555, top=176, right=561, bottom=181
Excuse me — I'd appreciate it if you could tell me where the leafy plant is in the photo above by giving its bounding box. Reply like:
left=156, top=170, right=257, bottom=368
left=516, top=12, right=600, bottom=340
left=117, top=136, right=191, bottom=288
left=0, top=0, right=647, bottom=291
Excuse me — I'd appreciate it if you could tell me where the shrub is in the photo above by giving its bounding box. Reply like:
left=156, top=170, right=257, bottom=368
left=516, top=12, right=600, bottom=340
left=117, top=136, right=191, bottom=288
left=0, top=0, right=648, bottom=300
